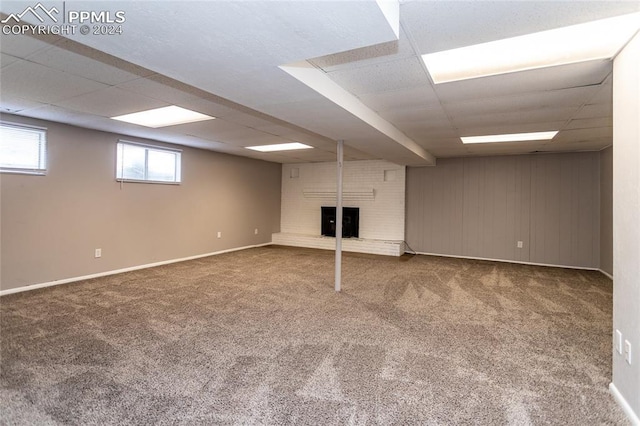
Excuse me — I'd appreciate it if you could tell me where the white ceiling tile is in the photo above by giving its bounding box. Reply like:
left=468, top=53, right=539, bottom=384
left=463, top=142, right=554, bottom=156
left=574, top=103, right=612, bottom=119
left=219, top=133, right=290, bottom=148
left=63, top=1, right=400, bottom=122
left=178, top=99, right=240, bottom=119
left=264, top=98, right=384, bottom=140
left=225, top=69, right=329, bottom=109
left=542, top=139, right=612, bottom=152
left=27, top=41, right=152, bottom=85
left=442, top=86, right=600, bottom=117
left=146, top=132, right=233, bottom=153
left=270, top=154, right=319, bottom=163
left=456, top=121, right=568, bottom=136
left=406, top=134, right=461, bottom=148
left=0, top=93, right=48, bottom=113
left=117, top=75, right=206, bottom=106
left=56, top=87, right=168, bottom=117
left=378, top=106, right=450, bottom=124
left=343, top=136, right=427, bottom=165
left=1, top=53, right=20, bottom=68
left=402, top=1, right=640, bottom=54
left=343, top=146, right=377, bottom=161
left=428, top=146, right=472, bottom=158
left=434, top=60, right=611, bottom=103
left=1, top=2, right=630, bottom=164
left=451, top=106, right=580, bottom=129
left=587, top=79, right=613, bottom=104
left=565, top=117, right=612, bottom=129
left=400, top=126, right=459, bottom=141
left=14, top=104, right=102, bottom=126
left=554, top=127, right=612, bottom=143
left=310, top=26, right=416, bottom=72
left=279, top=149, right=342, bottom=162
left=270, top=140, right=370, bottom=160
left=417, top=137, right=464, bottom=148
left=327, top=56, right=429, bottom=96
left=234, top=149, right=309, bottom=163
left=244, top=124, right=337, bottom=151
left=216, top=112, right=283, bottom=130
left=0, top=33, right=61, bottom=58
left=248, top=123, right=303, bottom=138
left=168, top=120, right=250, bottom=140
left=358, top=85, right=441, bottom=112
left=176, top=139, right=231, bottom=152
left=0, top=60, right=108, bottom=104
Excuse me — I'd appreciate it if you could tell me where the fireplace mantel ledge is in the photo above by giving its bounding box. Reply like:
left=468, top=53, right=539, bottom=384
left=302, top=188, right=375, bottom=200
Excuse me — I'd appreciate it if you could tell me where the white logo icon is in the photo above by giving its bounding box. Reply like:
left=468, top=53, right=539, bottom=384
left=1, top=2, right=59, bottom=24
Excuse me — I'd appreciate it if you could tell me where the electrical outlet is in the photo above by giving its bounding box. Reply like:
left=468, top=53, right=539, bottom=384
left=624, top=340, right=632, bottom=364
left=616, top=330, right=623, bottom=354
left=254, top=228, right=259, bottom=235
left=94, top=248, right=102, bottom=258
left=517, top=241, right=523, bottom=249
left=217, top=231, right=221, bottom=239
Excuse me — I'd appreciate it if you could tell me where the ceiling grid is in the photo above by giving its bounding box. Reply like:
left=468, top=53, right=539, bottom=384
left=1, top=1, right=638, bottom=164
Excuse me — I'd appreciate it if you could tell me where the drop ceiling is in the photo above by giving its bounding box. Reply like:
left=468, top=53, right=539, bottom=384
left=1, top=1, right=638, bottom=166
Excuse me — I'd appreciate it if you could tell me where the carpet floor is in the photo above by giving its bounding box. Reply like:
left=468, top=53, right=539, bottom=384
left=0, top=245, right=628, bottom=425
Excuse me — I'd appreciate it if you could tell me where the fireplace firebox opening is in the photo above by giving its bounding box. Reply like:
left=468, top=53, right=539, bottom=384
left=321, top=206, right=359, bottom=238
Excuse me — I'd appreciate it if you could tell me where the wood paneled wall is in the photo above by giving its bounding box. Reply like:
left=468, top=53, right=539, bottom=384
left=406, top=152, right=601, bottom=268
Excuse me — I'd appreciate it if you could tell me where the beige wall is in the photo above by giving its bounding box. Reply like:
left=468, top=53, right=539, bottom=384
left=0, top=115, right=281, bottom=292
left=612, top=31, right=640, bottom=421
left=600, top=146, right=613, bottom=276
left=406, top=152, right=601, bottom=268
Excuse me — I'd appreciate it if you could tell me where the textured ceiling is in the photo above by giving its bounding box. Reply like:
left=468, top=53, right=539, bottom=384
left=1, top=1, right=639, bottom=165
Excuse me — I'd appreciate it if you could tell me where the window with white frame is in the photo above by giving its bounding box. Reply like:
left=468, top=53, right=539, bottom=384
left=116, top=141, right=181, bottom=184
left=0, top=122, right=47, bottom=175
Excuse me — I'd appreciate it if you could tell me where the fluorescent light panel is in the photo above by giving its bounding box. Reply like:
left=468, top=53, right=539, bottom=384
left=246, top=143, right=312, bottom=152
left=422, top=12, right=640, bottom=84
left=461, top=131, right=558, bottom=144
left=111, top=106, right=214, bottom=128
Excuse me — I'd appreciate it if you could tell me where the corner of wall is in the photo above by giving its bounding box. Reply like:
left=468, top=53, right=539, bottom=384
left=599, top=146, right=614, bottom=276
left=612, top=30, right=640, bottom=423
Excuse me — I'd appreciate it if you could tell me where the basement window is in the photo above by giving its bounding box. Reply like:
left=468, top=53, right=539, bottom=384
left=116, top=141, right=181, bottom=184
left=0, top=122, right=47, bottom=175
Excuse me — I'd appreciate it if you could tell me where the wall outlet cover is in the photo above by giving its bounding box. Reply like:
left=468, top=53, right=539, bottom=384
left=616, top=330, right=623, bottom=354
left=624, top=340, right=632, bottom=364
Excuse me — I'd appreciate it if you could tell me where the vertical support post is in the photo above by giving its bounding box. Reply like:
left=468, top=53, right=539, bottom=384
left=335, top=140, right=344, bottom=292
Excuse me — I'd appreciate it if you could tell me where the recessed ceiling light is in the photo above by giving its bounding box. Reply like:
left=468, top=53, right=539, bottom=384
left=111, top=106, right=214, bottom=128
left=246, top=143, right=313, bottom=152
left=422, top=12, right=640, bottom=84
left=461, top=131, right=559, bottom=144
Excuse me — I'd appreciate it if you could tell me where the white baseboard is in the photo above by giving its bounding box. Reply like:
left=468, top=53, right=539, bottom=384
left=0, top=243, right=272, bottom=297
left=412, top=251, right=602, bottom=272
left=599, top=269, right=614, bottom=280
left=610, top=382, right=640, bottom=425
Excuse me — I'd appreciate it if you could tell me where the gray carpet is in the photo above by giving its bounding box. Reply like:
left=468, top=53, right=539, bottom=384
left=0, top=245, right=628, bottom=425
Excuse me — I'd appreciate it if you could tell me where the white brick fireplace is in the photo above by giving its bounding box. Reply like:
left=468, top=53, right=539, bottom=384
left=272, top=160, right=406, bottom=256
